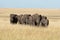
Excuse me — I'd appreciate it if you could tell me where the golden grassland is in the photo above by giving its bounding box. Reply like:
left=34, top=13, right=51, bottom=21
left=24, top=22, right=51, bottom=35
left=0, top=8, right=60, bottom=40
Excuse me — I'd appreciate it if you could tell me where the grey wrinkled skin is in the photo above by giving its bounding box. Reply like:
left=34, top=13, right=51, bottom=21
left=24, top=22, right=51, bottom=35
left=27, top=15, right=34, bottom=25
left=18, top=14, right=23, bottom=24
left=32, top=14, right=42, bottom=26
left=18, top=14, right=31, bottom=24
left=24, top=14, right=31, bottom=24
left=41, top=16, right=49, bottom=27
left=10, top=14, right=18, bottom=24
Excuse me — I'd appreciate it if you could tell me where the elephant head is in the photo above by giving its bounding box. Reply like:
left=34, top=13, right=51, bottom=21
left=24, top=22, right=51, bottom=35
left=10, top=14, right=18, bottom=24
left=40, top=16, right=49, bottom=27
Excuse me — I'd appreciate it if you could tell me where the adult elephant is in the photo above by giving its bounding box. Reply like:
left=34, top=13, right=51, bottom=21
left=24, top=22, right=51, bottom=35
left=18, top=14, right=23, bottom=24
left=27, top=15, right=34, bottom=25
left=32, top=14, right=42, bottom=26
left=18, top=14, right=31, bottom=24
left=10, top=14, right=18, bottom=24
left=40, top=16, right=49, bottom=27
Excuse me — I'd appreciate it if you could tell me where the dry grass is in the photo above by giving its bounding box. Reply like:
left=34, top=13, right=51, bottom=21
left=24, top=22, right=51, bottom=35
left=0, top=8, right=60, bottom=40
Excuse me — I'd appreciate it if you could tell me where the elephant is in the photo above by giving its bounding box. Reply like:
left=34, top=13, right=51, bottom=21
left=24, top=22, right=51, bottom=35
left=18, top=14, right=31, bottom=24
left=27, top=15, right=34, bottom=25
left=10, top=14, right=18, bottom=24
left=23, top=14, right=31, bottom=24
left=24, top=14, right=31, bottom=24
left=32, top=14, right=42, bottom=26
left=18, top=14, right=23, bottom=24
left=40, top=16, right=49, bottom=26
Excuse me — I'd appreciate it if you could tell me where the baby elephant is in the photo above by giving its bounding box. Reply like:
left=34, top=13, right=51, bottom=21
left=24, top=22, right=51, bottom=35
left=10, top=14, right=18, bottom=24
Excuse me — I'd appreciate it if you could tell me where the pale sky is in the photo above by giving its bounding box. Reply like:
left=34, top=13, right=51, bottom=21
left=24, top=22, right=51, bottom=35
left=0, top=0, right=60, bottom=8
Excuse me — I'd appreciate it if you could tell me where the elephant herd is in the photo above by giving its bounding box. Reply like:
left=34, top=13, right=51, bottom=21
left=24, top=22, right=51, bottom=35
left=10, top=14, right=49, bottom=27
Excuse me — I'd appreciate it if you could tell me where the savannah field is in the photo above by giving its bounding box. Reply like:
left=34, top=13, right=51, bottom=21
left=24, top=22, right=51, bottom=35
left=0, top=8, right=60, bottom=40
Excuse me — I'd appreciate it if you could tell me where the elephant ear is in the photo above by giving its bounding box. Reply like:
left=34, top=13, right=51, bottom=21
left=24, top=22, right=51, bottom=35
left=39, top=15, right=42, bottom=20
left=41, top=16, right=47, bottom=19
left=45, top=16, right=47, bottom=19
left=28, top=15, right=31, bottom=16
left=15, top=15, right=18, bottom=18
